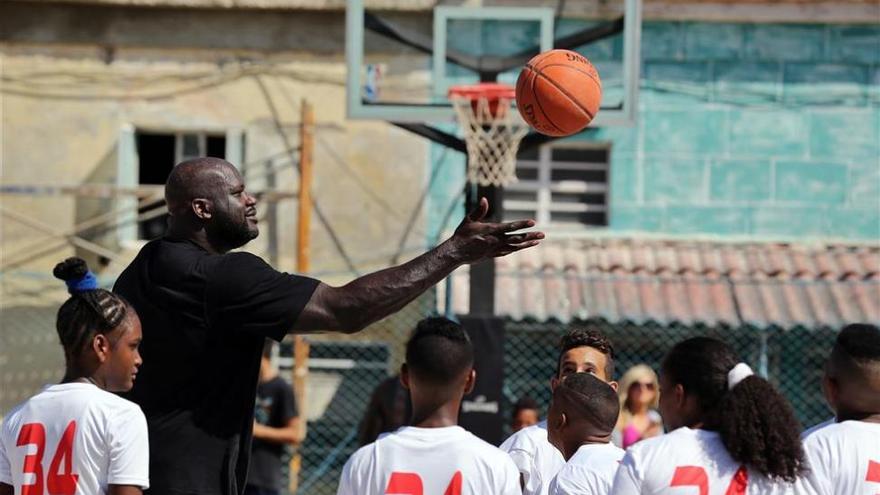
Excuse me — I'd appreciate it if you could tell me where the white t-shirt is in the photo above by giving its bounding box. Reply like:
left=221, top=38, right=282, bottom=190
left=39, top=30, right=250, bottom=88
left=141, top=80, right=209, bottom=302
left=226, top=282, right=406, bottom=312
left=499, top=420, right=566, bottom=495
left=0, top=383, right=149, bottom=494
left=337, top=425, right=520, bottom=495
left=548, top=442, right=624, bottom=495
left=801, top=420, right=880, bottom=495
left=611, top=427, right=798, bottom=495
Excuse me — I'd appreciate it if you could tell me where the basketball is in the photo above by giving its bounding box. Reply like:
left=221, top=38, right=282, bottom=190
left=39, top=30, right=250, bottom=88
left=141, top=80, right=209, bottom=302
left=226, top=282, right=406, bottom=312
left=515, top=49, right=602, bottom=137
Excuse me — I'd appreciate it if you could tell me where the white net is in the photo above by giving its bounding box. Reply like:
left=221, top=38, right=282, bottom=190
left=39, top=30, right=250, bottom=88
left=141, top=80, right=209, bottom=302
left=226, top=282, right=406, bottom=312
left=450, top=91, right=530, bottom=187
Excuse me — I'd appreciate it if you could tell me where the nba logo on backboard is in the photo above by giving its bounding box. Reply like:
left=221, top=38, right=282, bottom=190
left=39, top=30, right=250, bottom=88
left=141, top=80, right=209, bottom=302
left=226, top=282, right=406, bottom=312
left=364, top=64, right=382, bottom=102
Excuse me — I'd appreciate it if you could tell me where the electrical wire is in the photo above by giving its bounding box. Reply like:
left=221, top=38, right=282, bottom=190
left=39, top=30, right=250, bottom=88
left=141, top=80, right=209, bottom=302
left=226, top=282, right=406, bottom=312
left=252, top=73, right=361, bottom=276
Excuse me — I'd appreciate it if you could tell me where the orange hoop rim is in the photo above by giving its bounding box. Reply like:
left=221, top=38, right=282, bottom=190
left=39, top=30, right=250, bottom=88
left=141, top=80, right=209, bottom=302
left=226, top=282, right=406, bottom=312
left=448, top=82, right=516, bottom=101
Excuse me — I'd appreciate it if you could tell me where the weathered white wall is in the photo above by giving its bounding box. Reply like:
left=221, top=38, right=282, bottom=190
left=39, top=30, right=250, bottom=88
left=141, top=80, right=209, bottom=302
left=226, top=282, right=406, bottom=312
left=1, top=3, right=433, bottom=284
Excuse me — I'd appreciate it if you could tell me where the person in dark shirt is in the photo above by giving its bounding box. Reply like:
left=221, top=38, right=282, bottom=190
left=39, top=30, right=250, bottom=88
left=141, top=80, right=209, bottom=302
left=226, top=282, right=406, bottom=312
left=245, top=341, right=300, bottom=495
left=113, top=157, right=543, bottom=495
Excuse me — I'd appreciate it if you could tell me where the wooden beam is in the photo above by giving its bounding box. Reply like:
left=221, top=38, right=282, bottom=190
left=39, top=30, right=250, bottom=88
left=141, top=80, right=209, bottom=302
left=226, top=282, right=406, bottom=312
left=289, top=98, right=315, bottom=494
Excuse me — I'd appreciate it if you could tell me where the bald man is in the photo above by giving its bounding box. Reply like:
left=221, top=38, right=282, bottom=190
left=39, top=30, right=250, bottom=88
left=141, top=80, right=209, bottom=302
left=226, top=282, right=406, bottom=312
left=113, top=158, right=543, bottom=495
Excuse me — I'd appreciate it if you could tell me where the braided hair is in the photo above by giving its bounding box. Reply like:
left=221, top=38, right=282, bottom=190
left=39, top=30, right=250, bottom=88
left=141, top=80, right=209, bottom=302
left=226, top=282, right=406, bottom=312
left=663, top=337, right=806, bottom=482
left=53, top=257, right=131, bottom=360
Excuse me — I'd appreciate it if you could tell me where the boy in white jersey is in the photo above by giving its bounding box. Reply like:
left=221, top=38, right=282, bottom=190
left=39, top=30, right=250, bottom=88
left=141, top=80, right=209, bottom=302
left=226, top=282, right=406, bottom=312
left=801, top=323, right=880, bottom=495
left=337, top=317, right=519, bottom=495
left=546, top=373, right=623, bottom=495
left=500, top=328, right=617, bottom=495
left=0, top=258, right=148, bottom=495
left=612, top=337, right=807, bottom=495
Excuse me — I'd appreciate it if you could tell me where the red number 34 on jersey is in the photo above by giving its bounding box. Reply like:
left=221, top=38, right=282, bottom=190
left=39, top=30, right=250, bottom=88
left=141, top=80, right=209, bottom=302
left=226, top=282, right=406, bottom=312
left=15, top=421, right=80, bottom=495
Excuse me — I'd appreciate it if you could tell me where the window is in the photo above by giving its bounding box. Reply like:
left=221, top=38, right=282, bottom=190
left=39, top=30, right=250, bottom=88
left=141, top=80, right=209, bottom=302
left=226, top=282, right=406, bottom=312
left=135, top=131, right=226, bottom=240
left=503, top=144, right=609, bottom=228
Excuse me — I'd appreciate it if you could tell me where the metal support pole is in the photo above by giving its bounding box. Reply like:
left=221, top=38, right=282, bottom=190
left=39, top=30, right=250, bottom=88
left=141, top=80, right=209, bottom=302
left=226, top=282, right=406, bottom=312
left=467, top=183, right=502, bottom=316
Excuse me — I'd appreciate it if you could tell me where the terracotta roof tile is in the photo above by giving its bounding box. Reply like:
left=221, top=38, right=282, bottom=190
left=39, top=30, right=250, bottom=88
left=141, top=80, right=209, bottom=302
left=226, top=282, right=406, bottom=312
left=447, top=238, right=880, bottom=328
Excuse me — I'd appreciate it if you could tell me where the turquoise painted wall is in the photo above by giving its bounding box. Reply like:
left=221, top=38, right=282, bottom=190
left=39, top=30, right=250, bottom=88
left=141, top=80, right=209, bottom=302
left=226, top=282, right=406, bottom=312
left=427, top=125, right=467, bottom=242
left=430, top=22, right=880, bottom=240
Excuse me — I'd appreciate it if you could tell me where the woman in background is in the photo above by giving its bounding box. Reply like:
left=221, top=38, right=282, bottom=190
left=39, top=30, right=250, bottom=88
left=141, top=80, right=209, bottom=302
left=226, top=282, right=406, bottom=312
left=615, top=364, right=662, bottom=449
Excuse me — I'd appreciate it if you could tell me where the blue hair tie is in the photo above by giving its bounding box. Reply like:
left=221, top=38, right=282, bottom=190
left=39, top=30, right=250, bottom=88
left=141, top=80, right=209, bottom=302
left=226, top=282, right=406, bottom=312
left=66, top=271, right=99, bottom=294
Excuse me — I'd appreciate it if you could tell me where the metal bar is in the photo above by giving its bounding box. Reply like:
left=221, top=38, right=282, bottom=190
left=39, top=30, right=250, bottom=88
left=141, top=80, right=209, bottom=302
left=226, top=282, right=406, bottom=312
left=520, top=132, right=559, bottom=152
left=365, top=12, right=434, bottom=56
left=622, top=0, right=643, bottom=127
left=506, top=181, right=608, bottom=193
left=0, top=184, right=163, bottom=198
left=469, top=185, right=502, bottom=316
left=391, top=123, right=467, bottom=153
left=477, top=17, right=625, bottom=77
left=516, top=160, right=609, bottom=171
left=1, top=192, right=163, bottom=267
left=0, top=206, right=122, bottom=262
left=553, top=18, right=625, bottom=51
left=1, top=199, right=168, bottom=271
left=0, top=184, right=294, bottom=201
left=366, top=12, right=482, bottom=71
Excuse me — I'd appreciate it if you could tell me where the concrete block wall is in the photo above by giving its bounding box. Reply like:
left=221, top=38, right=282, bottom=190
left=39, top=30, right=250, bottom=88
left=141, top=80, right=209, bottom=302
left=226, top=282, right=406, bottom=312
left=572, top=21, right=880, bottom=240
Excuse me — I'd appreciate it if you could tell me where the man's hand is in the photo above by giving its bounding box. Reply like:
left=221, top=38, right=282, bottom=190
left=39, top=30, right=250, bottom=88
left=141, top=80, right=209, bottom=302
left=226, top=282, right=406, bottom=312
left=447, top=197, right=544, bottom=264
left=292, top=198, right=544, bottom=333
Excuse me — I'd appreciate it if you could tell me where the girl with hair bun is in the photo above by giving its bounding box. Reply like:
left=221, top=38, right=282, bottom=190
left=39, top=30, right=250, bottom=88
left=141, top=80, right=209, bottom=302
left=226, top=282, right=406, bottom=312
left=0, top=258, right=149, bottom=495
left=611, top=337, right=808, bottom=495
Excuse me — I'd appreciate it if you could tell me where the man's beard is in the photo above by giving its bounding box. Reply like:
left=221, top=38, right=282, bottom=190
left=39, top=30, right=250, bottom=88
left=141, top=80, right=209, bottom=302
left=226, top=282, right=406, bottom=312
left=207, top=212, right=258, bottom=251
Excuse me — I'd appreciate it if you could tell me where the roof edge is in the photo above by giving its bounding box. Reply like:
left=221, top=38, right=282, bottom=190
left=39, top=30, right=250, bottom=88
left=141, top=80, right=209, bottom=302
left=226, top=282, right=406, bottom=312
left=534, top=229, right=880, bottom=249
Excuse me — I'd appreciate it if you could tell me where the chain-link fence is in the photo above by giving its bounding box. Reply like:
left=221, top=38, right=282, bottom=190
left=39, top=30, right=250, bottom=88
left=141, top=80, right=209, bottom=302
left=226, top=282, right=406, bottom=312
left=276, top=291, right=436, bottom=495
left=502, top=320, right=836, bottom=440
left=270, top=310, right=839, bottom=494
left=0, top=278, right=69, bottom=414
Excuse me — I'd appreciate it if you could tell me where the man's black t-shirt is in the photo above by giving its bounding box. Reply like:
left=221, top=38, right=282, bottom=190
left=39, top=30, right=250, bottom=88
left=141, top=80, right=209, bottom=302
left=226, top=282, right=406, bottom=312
left=113, top=237, right=319, bottom=495
left=246, top=376, right=298, bottom=491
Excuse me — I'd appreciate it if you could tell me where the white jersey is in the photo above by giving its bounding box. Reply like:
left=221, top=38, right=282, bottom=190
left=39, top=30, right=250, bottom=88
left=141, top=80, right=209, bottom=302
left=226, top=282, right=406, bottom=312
left=548, top=442, right=624, bottom=495
left=500, top=420, right=566, bottom=495
left=611, top=427, right=798, bottom=495
left=0, top=383, right=149, bottom=494
left=337, top=425, right=520, bottom=495
left=800, top=420, right=880, bottom=495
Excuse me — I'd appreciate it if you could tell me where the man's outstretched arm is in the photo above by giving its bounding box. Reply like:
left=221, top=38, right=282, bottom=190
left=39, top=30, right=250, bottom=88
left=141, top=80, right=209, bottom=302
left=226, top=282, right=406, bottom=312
left=293, top=198, right=544, bottom=333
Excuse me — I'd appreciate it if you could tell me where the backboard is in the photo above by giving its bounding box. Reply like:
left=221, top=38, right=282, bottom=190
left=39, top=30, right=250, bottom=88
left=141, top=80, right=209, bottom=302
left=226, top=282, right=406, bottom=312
left=346, top=0, right=642, bottom=127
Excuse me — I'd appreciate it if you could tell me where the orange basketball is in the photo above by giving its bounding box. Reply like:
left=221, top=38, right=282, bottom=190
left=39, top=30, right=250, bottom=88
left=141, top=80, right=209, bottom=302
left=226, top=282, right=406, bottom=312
left=515, top=49, right=602, bottom=137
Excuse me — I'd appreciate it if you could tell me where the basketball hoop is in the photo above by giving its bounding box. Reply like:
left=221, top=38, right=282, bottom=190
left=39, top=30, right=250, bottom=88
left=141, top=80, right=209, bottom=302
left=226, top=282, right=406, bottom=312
left=448, top=83, right=529, bottom=187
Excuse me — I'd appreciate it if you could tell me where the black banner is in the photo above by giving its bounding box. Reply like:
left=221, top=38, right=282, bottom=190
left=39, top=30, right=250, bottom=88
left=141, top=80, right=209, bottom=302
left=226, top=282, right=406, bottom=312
left=457, top=315, right=506, bottom=446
